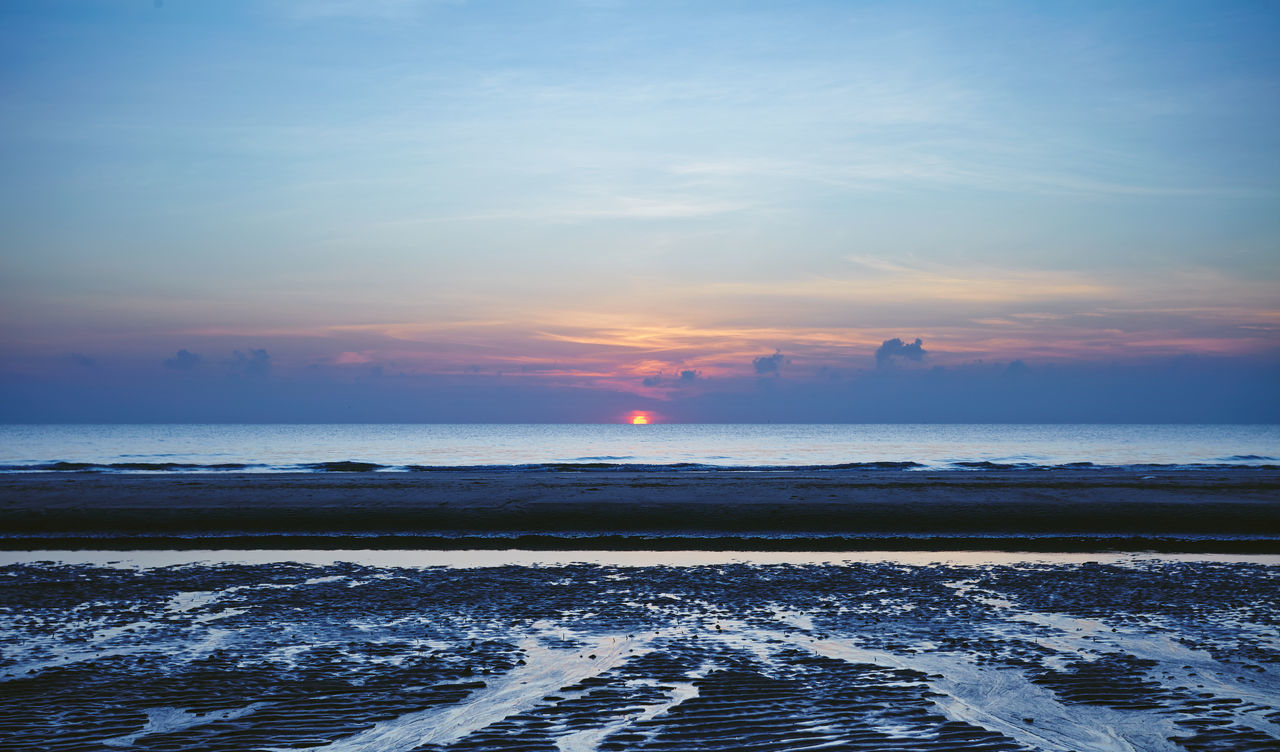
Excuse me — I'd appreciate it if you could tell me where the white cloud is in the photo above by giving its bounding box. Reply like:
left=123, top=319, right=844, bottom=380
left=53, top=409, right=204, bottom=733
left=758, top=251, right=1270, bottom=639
left=272, top=0, right=463, bottom=22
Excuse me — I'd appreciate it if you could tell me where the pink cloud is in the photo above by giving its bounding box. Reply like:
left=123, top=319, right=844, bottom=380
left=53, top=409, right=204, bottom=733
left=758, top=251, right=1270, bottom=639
left=334, top=351, right=375, bottom=365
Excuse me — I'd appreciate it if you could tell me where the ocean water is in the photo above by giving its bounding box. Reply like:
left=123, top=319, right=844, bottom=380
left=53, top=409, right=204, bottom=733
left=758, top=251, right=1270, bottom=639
left=0, top=423, right=1276, bottom=472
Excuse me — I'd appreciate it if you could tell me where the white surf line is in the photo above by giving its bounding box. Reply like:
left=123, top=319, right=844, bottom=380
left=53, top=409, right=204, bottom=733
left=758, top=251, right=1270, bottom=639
left=102, top=702, right=270, bottom=748
left=277, top=631, right=658, bottom=752
left=554, top=680, right=700, bottom=752
left=947, top=581, right=1280, bottom=738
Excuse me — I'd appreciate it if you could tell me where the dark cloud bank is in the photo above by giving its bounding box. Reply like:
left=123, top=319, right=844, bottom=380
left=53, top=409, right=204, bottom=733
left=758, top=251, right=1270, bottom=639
left=2, top=353, right=1277, bottom=423
left=229, top=349, right=271, bottom=377
left=163, top=349, right=201, bottom=371
left=643, top=370, right=700, bottom=388
left=672, top=356, right=1280, bottom=424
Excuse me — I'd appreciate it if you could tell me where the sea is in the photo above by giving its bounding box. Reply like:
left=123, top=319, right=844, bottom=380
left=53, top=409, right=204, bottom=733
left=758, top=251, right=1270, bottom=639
left=1, top=423, right=1276, bottom=472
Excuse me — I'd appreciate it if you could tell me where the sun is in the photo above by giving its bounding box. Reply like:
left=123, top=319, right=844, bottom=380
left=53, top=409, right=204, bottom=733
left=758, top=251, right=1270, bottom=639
left=630, top=413, right=650, bottom=425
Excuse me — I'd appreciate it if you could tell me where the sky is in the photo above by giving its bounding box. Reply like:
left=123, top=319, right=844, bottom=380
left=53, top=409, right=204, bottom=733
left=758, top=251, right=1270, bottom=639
left=1, top=0, right=1278, bottom=422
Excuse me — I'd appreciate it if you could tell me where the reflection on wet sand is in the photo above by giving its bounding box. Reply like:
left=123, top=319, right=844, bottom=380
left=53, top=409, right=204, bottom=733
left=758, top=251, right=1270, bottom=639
left=1, top=555, right=1276, bottom=750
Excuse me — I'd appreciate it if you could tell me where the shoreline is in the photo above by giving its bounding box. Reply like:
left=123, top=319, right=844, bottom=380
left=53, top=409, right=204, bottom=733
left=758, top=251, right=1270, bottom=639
left=4, top=535, right=1278, bottom=553
left=3, top=468, right=1277, bottom=551
left=8, top=548, right=1280, bottom=568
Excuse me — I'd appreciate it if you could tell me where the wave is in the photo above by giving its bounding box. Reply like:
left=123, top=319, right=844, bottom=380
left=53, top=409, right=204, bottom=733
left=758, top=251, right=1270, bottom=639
left=1, top=459, right=1276, bottom=474
left=0, top=461, right=262, bottom=472
left=951, top=461, right=1031, bottom=470
left=303, top=461, right=387, bottom=472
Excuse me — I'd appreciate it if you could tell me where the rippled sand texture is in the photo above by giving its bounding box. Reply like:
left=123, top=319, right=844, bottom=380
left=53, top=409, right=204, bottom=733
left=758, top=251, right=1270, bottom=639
left=1, top=560, right=1277, bottom=751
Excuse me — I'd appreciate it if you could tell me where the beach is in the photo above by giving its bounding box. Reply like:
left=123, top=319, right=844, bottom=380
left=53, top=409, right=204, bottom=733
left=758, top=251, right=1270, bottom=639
left=2, top=551, right=1278, bottom=751
left=3, top=468, right=1278, bottom=750
left=2, top=468, right=1277, bottom=550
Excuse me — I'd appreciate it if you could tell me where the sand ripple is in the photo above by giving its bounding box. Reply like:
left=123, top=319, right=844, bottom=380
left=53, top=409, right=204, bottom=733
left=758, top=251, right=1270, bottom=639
left=0, top=558, right=1276, bottom=751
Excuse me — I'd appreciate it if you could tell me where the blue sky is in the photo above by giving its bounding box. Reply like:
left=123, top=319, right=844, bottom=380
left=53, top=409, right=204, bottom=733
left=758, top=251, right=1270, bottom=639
left=1, top=0, right=1277, bottom=421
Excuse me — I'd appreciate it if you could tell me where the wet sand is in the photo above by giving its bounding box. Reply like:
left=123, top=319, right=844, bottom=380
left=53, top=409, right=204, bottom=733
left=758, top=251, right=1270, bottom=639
left=1, top=554, right=1276, bottom=751
left=1, top=469, right=1278, bottom=550
left=5, top=470, right=1276, bottom=750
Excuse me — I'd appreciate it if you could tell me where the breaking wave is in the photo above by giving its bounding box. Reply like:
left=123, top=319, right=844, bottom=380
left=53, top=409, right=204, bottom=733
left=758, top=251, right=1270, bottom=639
left=2, top=459, right=1276, bottom=474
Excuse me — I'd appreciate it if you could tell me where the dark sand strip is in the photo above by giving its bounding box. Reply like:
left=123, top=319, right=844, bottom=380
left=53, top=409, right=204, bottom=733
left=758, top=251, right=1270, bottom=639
left=1, top=469, right=1277, bottom=550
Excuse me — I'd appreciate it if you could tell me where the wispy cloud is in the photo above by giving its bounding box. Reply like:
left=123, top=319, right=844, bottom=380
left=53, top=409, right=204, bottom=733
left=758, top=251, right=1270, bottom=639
left=271, top=0, right=462, bottom=22
left=556, top=196, right=747, bottom=220
left=690, top=257, right=1114, bottom=307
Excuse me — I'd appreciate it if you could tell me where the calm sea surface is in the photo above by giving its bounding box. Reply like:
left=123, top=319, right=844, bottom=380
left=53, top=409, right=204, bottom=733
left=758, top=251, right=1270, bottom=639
left=0, top=424, right=1276, bottom=471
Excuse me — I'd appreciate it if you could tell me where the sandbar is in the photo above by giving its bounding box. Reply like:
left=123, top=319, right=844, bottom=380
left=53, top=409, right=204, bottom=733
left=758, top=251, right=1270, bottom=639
left=1, top=468, right=1276, bottom=550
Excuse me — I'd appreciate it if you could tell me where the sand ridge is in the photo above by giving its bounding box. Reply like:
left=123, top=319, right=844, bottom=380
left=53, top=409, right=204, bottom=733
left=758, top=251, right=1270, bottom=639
left=1, top=468, right=1277, bottom=550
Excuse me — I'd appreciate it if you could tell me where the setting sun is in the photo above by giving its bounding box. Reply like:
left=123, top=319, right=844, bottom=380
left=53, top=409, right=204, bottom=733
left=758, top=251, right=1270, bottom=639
left=630, top=413, right=650, bottom=425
